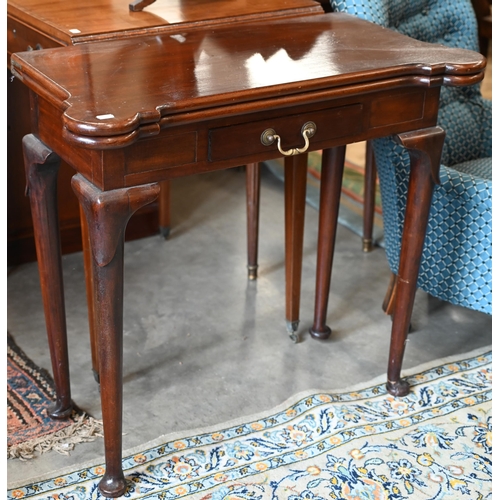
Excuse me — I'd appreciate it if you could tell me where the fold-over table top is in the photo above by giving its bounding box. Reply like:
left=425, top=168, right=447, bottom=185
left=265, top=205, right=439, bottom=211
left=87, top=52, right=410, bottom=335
left=11, top=13, right=485, bottom=142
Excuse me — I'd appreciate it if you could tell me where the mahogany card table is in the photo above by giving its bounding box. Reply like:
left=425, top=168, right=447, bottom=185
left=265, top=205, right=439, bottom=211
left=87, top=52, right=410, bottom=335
left=11, top=12, right=484, bottom=497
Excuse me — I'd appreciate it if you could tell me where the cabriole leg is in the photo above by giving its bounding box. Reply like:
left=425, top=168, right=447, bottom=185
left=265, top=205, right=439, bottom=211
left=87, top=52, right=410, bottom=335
left=22, top=134, right=73, bottom=419
left=386, top=126, right=445, bottom=397
left=72, top=174, right=160, bottom=498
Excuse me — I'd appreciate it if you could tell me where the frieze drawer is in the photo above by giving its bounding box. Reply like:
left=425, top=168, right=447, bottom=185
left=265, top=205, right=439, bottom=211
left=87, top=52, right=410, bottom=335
left=209, top=103, right=363, bottom=162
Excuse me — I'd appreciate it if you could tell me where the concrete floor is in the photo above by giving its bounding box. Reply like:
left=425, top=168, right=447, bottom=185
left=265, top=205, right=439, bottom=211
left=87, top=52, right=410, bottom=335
left=7, top=164, right=492, bottom=486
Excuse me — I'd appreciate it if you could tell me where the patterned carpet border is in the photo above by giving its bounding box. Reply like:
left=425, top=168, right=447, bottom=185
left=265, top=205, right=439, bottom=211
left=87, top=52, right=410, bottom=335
left=7, top=332, right=103, bottom=461
left=8, top=346, right=492, bottom=499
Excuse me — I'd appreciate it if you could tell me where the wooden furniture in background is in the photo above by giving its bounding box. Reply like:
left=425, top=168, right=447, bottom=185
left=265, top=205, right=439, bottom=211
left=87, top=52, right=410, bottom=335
left=12, top=13, right=484, bottom=497
left=7, top=0, right=324, bottom=266
left=361, top=141, right=378, bottom=252
left=471, top=0, right=492, bottom=56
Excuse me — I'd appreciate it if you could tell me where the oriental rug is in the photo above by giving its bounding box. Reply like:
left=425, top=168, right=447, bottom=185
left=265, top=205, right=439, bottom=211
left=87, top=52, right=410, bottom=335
left=306, top=150, right=382, bottom=214
left=7, top=332, right=103, bottom=460
left=8, top=347, right=492, bottom=499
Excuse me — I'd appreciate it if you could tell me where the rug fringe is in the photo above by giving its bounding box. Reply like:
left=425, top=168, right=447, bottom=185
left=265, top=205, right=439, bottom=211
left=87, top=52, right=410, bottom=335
left=7, top=413, right=103, bottom=461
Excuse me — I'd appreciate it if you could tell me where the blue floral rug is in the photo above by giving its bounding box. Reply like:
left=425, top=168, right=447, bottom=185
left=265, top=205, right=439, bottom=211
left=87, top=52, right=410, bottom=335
left=8, top=348, right=491, bottom=499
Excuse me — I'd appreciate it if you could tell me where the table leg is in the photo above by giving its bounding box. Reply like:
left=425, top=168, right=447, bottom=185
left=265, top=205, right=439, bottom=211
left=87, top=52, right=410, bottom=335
left=310, top=146, right=346, bottom=340
left=22, top=134, right=73, bottom=419
left=382, top=271, right=398, bottom=316
left=80, top=205, right=100, bottom=383
left=246, top=163, right=261, bottom=280
left=284, top=154, right=308, bottom=342
left=386, top=126, right=445, bottom=397
left=82, top=179, right=169, bottom=384
left=158, top=180, right=171, bottom=239
left=362, top=141, right=377, bottom=253
left=72, top=174, right=160, bottom=498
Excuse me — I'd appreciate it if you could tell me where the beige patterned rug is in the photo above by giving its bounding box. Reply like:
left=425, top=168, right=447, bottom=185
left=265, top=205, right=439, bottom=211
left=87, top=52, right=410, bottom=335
left=8, top=346, right=491, bottom=499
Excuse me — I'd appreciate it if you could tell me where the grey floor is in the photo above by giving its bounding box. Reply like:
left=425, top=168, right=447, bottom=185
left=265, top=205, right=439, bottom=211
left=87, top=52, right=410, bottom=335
left=7, top=165, right=492, bottom=486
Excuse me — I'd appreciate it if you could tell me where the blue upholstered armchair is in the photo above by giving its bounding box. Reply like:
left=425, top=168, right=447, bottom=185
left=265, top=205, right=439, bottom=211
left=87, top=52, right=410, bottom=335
left=330, top=0, right=492, bottom=315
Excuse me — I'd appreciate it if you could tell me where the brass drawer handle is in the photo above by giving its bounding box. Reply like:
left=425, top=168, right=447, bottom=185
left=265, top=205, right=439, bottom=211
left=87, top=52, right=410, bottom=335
left=261, top=121, right=317, bottom=156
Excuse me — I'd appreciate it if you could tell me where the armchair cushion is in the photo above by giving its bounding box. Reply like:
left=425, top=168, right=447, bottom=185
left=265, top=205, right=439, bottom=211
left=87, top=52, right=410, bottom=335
left=331, top=0, right=492, bottom=314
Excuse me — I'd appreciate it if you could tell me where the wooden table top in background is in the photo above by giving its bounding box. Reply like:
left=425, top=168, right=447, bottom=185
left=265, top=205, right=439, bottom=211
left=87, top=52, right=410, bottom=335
left=7, top=0, right=324, bottom=48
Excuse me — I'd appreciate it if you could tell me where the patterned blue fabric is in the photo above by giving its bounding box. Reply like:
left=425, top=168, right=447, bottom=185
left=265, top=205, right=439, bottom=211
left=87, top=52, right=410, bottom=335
left=331, top=0, right=492, bottom=314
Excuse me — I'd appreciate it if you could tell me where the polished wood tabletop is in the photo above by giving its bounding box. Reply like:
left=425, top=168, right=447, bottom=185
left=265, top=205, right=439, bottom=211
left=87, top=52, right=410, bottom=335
left=12, top=12, right=485, bottom=498
left=13, top=13, right=483, bottom=142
